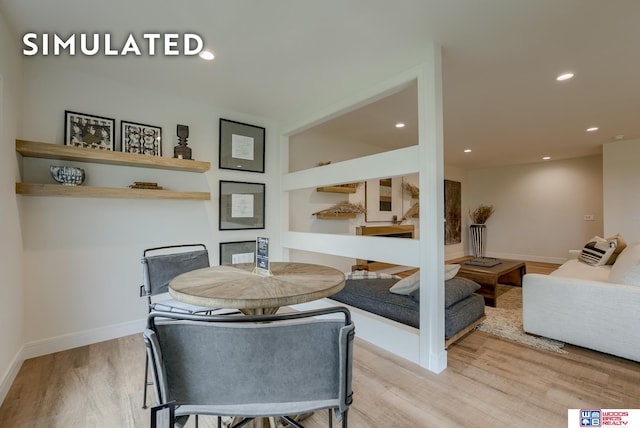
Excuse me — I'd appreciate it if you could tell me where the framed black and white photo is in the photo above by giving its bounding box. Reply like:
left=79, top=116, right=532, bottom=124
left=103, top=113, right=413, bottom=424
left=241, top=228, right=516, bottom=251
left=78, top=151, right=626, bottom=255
left=219, top=241, right=256, bottom=265
left=64, top=110, right=115, bottom=150
left=121, top=120, right=162, bottom=156
left=219, top=180, right=265, bottom=230
left=219, top=118, right=265, bottom=173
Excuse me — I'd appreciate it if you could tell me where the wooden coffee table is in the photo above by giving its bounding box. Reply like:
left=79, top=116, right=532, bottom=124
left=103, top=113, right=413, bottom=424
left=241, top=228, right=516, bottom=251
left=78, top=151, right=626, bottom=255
left=455, top=257, right=526, bottom=307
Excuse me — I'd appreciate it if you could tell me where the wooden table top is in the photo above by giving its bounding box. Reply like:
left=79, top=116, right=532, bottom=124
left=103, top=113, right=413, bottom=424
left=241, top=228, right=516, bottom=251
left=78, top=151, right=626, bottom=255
left=456, top=258, right=525, bottom=275
left=169, top=262, right=345, bottom=314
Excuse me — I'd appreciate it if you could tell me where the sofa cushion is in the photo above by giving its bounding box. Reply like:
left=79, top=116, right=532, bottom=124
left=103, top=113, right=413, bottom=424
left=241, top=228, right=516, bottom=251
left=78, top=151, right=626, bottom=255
left=408, top=276, right=480, bottom=308
left=608, top=241, right=640, bottom=286
left=551, top=259, right=611, bottom=282
left=578, top=236, right=616, bottom=266
left=605, top=233, right=627, bottom=265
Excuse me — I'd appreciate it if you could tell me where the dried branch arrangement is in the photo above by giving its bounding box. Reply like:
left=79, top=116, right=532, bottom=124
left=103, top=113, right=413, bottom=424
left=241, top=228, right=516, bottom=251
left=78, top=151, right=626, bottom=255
left=403, top=182, right=420, bottom=198
left=313, top=201, right=366, bottom=215
left=469, top=204, right=495, bottom=224
left=401, top=202, right=419, bottom=222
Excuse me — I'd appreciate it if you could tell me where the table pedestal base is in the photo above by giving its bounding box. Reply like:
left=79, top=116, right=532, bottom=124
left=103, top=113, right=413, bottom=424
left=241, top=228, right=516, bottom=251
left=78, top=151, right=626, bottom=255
left=240, top=307, right=279, bottom=316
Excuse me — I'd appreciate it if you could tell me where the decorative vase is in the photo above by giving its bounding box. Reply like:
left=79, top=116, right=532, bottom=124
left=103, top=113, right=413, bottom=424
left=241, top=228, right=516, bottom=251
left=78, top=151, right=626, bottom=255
left=50, top=165, right=85, bottom=186
left=469, top=224, right=486, bottom=258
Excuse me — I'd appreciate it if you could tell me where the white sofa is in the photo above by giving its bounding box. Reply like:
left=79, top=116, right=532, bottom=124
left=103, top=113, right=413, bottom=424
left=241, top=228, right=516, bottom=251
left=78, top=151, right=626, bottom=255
left=523, top=240, right=640, bottom=362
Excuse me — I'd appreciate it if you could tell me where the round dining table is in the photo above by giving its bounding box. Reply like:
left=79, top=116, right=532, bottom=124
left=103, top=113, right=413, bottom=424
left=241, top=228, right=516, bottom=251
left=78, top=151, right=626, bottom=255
left=169, top=261, right=346, bottom=315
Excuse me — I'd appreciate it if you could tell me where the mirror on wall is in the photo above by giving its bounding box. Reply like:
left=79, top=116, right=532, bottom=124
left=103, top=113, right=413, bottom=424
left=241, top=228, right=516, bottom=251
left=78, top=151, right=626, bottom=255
left=378, top=178, right=392, bottom=211
left=365, top=177, right=403, bottom=222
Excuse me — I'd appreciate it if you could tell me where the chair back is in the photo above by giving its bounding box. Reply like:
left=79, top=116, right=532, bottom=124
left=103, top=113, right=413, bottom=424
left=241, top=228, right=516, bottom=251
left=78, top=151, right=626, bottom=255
left=142, top=244, right=209, bottom=298
left=144, top=308, right=354, bottom=421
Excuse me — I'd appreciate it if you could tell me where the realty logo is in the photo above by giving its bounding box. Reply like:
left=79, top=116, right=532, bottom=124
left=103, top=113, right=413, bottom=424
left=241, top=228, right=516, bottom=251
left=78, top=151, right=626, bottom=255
left=23, top=32, right=205, bottom=57
left=581, top=410, right=601, bottom=427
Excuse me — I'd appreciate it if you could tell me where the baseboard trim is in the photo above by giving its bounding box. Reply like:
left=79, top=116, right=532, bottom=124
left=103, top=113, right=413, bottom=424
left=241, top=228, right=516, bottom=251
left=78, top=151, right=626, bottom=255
left=487, top=252, right=566, bottom=265
left=21, top=318, right=146, bottom=361
left=0, top=349, right=24, bottom=406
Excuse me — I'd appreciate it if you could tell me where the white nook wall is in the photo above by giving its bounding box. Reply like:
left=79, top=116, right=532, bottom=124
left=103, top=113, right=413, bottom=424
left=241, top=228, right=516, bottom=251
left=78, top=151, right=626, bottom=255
left=603, top=138, right=640, bottom=242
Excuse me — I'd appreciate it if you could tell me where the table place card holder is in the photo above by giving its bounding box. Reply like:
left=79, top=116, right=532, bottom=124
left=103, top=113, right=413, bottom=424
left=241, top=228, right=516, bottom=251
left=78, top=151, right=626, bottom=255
left=253, top=236, right=271, bottom=277
left=150, top=401, right=175, bottom=428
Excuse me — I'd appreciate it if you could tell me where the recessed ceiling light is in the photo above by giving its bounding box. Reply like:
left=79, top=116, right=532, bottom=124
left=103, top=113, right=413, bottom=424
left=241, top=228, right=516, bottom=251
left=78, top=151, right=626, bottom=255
left=542, top=156, right=551, bottom=160
left=615, top=134, right=625, bottom=140
left=556, top=72, right=574, bottom=81
left=199, top=50, right=215, bottom=61
left=586, top=127, right=599, bottom=132
left=463, top=149, right=472, bottom=153
left=395, top=123, right=405, bottom=128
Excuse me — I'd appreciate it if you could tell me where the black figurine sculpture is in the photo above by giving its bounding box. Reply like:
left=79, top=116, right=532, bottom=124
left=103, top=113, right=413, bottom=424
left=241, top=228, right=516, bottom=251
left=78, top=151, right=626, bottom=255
left=174, top=124, right=192, bottom=159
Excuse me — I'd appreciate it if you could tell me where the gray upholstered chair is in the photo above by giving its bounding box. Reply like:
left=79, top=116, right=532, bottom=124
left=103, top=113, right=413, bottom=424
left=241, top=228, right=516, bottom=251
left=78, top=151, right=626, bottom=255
left=143, top=307, right=355, bottom=428
left=141, top=244, right=212, bottom=314
left=140, top=244, right=235, bottom=409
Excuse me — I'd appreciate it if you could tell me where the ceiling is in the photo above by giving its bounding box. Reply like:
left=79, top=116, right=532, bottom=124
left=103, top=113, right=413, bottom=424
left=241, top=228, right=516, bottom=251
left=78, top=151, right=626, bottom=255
left=2, top=0, right=639, bottom=169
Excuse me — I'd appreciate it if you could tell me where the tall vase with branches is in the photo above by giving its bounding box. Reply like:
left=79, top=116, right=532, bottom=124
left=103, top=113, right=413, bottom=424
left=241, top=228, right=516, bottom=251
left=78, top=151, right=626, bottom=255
left=469, top=204, right=495, bottom=258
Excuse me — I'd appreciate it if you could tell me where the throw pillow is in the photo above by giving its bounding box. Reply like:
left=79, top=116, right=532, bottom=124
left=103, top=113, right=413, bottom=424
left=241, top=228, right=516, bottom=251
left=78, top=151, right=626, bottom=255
left=444, top=277, right=481, bottom=308
left=390, top=265, right=461, bottom=295
left=578, top=236, right=616, bottom=266
left=389, top=271, right=420, bottom=295
left=345, top=271, right=400, bottom=280
left=608, top=240, right=640, bottom=286
left=605, top=233, right=627, bottom=265
left=445, top=264, right=461, bottom=280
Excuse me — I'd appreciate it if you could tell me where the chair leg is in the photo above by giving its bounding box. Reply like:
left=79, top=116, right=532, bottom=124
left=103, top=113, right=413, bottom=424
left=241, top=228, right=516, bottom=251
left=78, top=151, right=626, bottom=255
left=328, top=409, right=332, bottom=428
left=195, top=415, right=199, bottom=428
left=142, top=352, right=150, bottom=409
left=280, top=416, right=304, bottom=428
left=342, top=410, right=348, bottom=428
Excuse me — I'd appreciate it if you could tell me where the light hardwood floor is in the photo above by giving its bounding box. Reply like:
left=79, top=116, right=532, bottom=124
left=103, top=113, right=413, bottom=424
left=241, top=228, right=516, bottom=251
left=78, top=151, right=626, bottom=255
left=1, top=261, right=638, bottom=427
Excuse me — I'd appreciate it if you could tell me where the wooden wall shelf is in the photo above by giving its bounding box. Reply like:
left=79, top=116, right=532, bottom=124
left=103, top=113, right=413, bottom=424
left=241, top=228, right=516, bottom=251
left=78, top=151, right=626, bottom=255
left=314, top=212, right=358, bottom=219
left=15, top=139, right=211, bottom=200
left=16, top=183, right=210, bottom=200
left=316, top=185, right=358, bottom=194
left=16, top=140, right=210, bottom=172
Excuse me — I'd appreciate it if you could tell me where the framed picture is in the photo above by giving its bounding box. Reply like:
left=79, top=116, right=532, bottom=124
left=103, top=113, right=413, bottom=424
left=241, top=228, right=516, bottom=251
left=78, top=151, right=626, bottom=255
left=219, top=118, right=265, bottom=173
left=64, top=110, right=115, bottom=150
left=365, top=177, right=403, bottom=222
left=444, top=179, right=462, bottom=245
left=219, top=241, right=256, bottom=265
left=121, top=120, right=162, bottom=156
left=219, top=180, right=265, bottom=230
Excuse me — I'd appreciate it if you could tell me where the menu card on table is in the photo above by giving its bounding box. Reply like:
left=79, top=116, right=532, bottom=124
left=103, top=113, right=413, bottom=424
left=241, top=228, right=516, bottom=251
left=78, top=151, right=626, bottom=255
left=255, top=236, right=270, bottom=276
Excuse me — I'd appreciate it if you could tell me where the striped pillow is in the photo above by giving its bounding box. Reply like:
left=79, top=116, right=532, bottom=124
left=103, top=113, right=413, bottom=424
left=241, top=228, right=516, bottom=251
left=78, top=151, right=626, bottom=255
left=578, top=236, right=617, bottom=266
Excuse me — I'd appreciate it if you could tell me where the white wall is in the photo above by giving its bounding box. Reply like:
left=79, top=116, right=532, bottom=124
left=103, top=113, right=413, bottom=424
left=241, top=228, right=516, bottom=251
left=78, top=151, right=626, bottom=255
left=0, top=9, right=25, bottom=402
left=466, top=155, right=603, bottom=263
left=16, top=60, right=280, bottom=354
left=603, top=138, right=640, bottom=242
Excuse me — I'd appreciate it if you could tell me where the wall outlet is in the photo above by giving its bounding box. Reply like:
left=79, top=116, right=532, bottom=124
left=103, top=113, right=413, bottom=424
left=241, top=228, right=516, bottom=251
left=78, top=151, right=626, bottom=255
left=583, top=214, right=595, bottom=221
